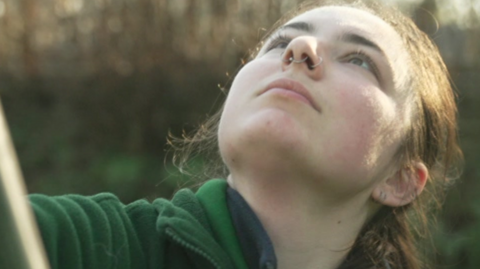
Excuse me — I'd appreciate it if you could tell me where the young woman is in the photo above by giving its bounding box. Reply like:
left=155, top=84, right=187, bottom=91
left=28, top=0, right=462, bottom=268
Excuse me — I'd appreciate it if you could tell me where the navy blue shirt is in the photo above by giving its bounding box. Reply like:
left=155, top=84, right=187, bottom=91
left=226, top=187, right=277, bottom=269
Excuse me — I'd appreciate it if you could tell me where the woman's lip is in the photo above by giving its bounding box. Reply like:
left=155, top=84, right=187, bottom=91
left=263, top=79, right=320, bottom=112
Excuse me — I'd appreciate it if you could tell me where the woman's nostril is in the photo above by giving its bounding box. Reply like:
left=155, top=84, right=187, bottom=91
left=282, top=51, right=293, bottom=61
left=306, top=58, right=315, bottom=69
left=282, top=49, right=322, bottom=71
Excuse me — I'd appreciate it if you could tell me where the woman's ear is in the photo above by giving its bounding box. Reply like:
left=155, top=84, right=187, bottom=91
left=372, top=162, right=428, bottom=207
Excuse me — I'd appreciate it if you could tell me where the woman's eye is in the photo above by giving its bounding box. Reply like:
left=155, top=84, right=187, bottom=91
left=270, top=41, right=289, bottom=50
left=265, top=35, right=291, bottom=51
left=344, top=52, right=379, bottom=79
left=348, top=57, right=371, bottom=71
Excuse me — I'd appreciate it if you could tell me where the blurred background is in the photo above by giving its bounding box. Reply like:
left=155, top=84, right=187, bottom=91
left=0, top=0, right=479, bottom=267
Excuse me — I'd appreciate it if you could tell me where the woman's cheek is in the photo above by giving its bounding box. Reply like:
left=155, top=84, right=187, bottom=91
left=328, top=85, right=399, bottom=173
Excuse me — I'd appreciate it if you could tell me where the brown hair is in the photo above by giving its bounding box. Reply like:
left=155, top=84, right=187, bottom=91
left=170, top=0, right=463, bottom=268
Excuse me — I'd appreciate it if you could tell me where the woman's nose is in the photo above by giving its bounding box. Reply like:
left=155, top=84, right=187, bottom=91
left=281, top=36, right=323, bottom=80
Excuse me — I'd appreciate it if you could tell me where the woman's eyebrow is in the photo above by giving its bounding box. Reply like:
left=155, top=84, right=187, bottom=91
left=278, top=22, right=385, bottom=57
left=279, top=21, right=314, bottom=33
left=338, top=32, right=385, bottom=56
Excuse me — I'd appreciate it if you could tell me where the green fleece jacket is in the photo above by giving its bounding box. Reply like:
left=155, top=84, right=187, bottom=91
left=30, top=179, right=249, bottom=269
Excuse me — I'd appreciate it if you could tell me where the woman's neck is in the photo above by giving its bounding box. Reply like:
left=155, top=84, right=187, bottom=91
left=227, top=171, right=378, bottom=269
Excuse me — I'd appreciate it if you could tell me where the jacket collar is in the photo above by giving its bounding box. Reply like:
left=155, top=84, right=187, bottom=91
left=155, top=179, right=247, bottom=269
left=195, top=179, right=249, bottom=269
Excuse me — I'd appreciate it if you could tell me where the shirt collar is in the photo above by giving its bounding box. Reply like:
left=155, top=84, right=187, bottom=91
left=226, top=187, right=277, bottom=269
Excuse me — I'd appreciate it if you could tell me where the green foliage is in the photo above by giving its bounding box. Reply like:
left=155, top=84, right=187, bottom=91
left=434, top=197, right=480, bottom=268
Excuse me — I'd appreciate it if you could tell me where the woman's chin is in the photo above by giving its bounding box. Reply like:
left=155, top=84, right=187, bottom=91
left=219, top=108, right=309, bottom=168
left=243, top=108, right=308, bottom=148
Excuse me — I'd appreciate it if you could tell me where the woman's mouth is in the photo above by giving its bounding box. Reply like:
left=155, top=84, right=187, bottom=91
left=263, top=78, right=320, bottom=112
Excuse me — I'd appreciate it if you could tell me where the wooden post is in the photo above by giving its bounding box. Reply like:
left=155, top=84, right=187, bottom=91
left=0, top=98, right=50, bottom=269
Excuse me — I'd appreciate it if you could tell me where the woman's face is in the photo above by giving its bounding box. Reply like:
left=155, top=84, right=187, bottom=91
left=218, top=6, right=412, bottom=195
